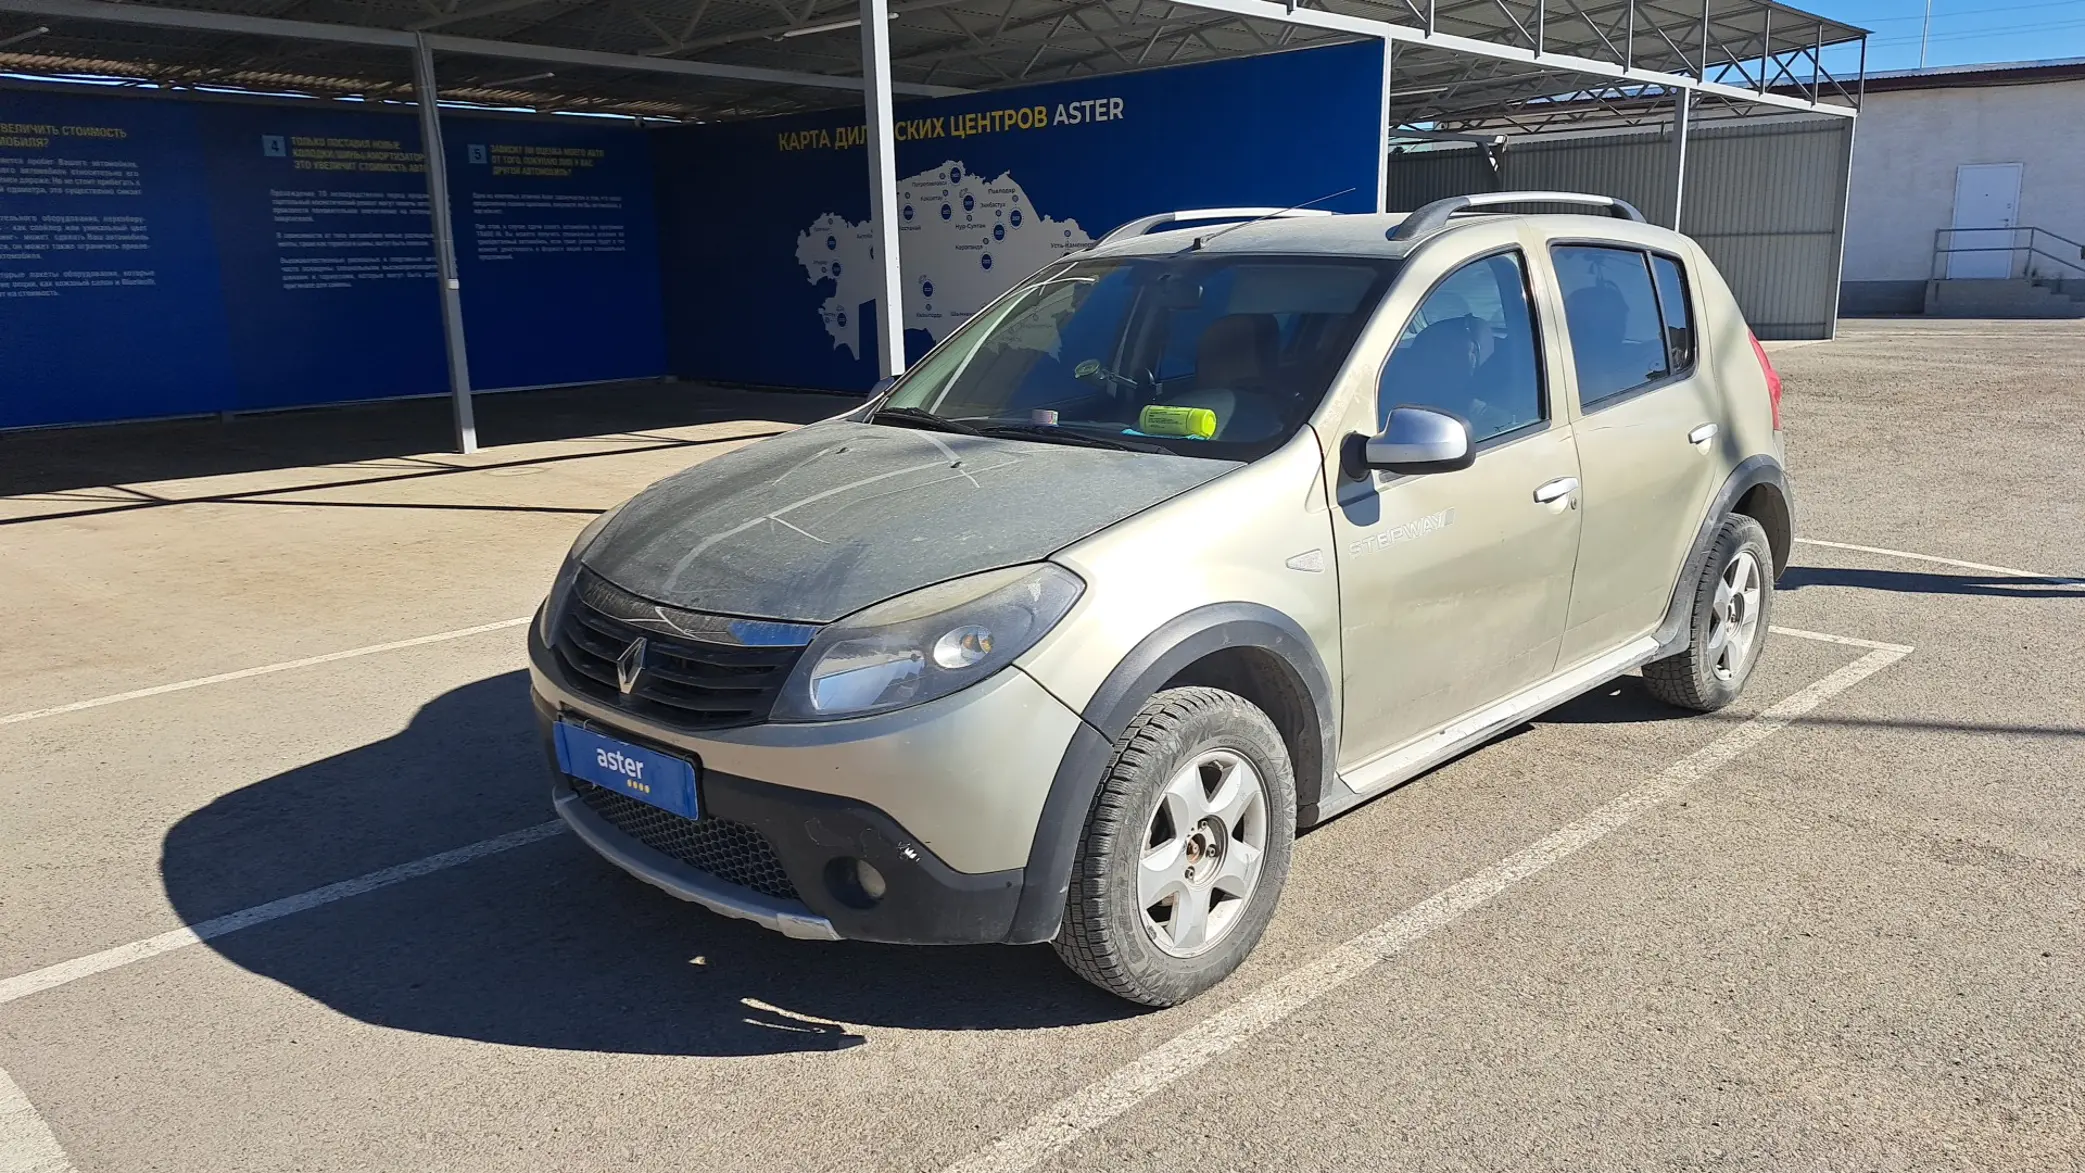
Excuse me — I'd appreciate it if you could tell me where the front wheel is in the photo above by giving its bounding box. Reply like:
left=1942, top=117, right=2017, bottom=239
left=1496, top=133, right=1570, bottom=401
left=1643, top=513, right=1775, bottom=712
left=1053, top=687, right=1296, bottom=1007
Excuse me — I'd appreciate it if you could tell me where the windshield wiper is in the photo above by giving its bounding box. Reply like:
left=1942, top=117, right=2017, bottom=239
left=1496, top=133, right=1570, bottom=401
left=979, top=424, right=1170, bottom=454
left=872, top=406, right=984, bottom=435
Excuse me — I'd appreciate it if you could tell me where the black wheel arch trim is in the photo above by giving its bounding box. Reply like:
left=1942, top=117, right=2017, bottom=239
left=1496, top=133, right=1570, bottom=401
left=1654, top=454, right=1794, bottom=657
left=1004, top=603, right=1337, bottom=944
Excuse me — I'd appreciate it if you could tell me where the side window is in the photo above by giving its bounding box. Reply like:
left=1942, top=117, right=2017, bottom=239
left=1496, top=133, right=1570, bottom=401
left=1378, top=251, right=1543, bottom=443
left=1551, top=245, right=1670, bottom=408
left=1650, top=254, right=1695, bottom=372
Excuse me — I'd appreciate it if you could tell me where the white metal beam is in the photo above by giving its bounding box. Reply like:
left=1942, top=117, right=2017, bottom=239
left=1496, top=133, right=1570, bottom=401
left=1159, top=0, right=1856, bottom=118
left=859, top=0, right=907, bottom=380
left=650, top=0, right=974, bottom=56
left=1669, top=83, right=1691, bottom=230
left=1376, top=37, right=1392, bottom=212
left=0, top=0, right=969, bottom=96
left=420, top=31, right=952, bottom=95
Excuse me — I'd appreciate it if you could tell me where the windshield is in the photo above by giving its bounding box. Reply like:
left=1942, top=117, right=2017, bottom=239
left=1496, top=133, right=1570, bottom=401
left=879, top=253, right=1399, bottom=459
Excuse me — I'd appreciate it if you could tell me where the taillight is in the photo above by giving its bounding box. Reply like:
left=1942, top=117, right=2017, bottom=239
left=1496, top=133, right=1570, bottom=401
left=1748, top=331, right=1783, bottom=431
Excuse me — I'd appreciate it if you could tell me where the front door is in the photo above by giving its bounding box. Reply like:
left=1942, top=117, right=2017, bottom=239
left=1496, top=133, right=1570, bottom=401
left=1548, top=244, right=1723, bottom=666
left=1329, top=245, right=1583, bottom=769
left=1948, top=163, right=2023, bottom=280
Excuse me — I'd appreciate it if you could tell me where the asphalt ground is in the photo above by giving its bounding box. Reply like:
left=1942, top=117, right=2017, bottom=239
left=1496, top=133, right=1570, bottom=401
left=2, top=320, right=2080, bottom=1172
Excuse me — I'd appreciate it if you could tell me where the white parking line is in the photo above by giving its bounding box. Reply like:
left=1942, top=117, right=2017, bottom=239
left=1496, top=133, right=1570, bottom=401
left=0, top=617, right=532, bottom=727
left=0, top=1068, right=72, bottom=1173
left=0, top=630, right=1905, bottom=1173
left=0, top=630, right=1897, bottom=1011
left=944, top=643, right=1912, bottom=1173
left=0, top=822, right=564, bottom=1008
left=1768, top=625, right=1915, bottom=653
left=1795, top=537, right=2079, bottom=583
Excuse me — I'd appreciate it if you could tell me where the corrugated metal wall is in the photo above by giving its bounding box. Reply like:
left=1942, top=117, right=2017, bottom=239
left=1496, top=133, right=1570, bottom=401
left=1386, top=116, right=1856, bottom=339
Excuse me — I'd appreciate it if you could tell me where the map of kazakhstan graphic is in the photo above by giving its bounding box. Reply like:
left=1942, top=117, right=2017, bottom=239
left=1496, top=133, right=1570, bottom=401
left=796, top=160, right=1094, bottom=359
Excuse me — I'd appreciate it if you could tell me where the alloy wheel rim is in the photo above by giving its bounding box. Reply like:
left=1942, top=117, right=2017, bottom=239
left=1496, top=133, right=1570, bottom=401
left=1138, top=749, right=1269, bottom=958
left=1707, top=549, right=1764, bottom=682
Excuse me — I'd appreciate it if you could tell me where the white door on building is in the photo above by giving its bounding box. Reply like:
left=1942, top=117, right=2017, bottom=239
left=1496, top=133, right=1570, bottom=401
left=1948, top=163, right=2023, bottom=279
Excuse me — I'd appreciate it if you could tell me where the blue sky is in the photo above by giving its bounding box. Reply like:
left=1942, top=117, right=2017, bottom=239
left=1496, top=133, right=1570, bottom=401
left=1811, top=0, right=2085, bottom=72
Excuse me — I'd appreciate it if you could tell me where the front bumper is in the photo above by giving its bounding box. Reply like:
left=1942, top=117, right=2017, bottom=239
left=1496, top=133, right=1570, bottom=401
left=529, top=624, right=1086, bottom=945
left=552, top=774, right=840, bottom=940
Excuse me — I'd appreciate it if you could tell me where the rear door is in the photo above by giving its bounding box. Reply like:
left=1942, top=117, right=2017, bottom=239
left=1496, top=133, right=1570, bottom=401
left=1327, top=234, right=1583, bottom=769
left=1548, top=243, right=1722, bottom=667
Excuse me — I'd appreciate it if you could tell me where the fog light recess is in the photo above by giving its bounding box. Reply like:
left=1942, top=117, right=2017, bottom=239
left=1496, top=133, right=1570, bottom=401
left=824, top=857, right=887, bottom=909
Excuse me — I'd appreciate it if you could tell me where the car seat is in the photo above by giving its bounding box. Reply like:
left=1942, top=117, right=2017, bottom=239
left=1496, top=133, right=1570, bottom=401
left=1165, top=313, right=1285, bottom=441
left=1564, top=282, right=1658, bottom=393
left=1381, top=315, right=1484, bottom=425
left=1194, top=314, right=1279, bottom=391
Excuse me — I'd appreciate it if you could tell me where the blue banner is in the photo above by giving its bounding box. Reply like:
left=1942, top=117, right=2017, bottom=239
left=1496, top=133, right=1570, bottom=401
left=1, top=89, right=667, bottom=429
left=3, top=46, right=1381, bottom=429
left=193, top=102, right=448, bottom=410
left=448, top=117, right=667, bottom=391
left=0, top=91, right=236, bottom=427
left=652, top=41, right=1386, bottom=392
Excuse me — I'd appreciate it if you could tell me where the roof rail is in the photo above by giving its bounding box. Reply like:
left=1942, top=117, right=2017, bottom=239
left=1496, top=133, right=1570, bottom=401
left=1096, top=206, right=1334, bottom=247
left=1388, top=191, right=1646, bottom=243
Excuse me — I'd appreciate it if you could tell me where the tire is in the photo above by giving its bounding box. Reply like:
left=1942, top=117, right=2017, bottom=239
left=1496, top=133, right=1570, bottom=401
left=1053, top=687, right=1296, bottom=1007
left=1643, top=513, right=1775, bottom=712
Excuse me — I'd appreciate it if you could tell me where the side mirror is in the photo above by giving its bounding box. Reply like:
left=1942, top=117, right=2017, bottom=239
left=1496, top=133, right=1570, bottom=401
left=868, top=375, right=898, bottom=398
left=1346, top=406, right=1475, bottom=477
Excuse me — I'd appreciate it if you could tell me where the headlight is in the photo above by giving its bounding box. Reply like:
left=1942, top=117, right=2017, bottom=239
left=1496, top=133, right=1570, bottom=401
left=771, top=564, right=1084, bottom=721
left=539, top=504, right=624, bottom=643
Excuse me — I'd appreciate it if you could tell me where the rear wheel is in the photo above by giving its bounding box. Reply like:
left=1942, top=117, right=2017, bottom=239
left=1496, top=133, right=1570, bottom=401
left=1053, top=687, right=1295, bottom=1006
left=1643, top=514, right=1774, bottom=712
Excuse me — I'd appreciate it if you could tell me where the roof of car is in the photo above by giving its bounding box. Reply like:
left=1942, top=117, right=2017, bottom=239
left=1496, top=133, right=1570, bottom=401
left=1084, top=209, right=1689, bottom=262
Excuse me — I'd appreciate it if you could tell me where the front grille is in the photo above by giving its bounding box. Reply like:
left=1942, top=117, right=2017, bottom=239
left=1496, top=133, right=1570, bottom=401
left=552, top=570, right=812, bottom=730
left=569, top=777, right=801, bottom=902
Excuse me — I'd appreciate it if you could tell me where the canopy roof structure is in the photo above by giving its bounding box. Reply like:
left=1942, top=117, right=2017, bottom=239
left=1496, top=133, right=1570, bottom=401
left=0, top=0, right=1866, bottom=451
left=0, top=0, right=1864, bottom=129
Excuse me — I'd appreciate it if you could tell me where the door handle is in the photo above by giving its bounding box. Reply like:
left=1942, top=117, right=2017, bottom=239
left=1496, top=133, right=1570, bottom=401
left=1688, top=423, right=1719, bottom=445
left=1533, top=477, right=1579, bottom=504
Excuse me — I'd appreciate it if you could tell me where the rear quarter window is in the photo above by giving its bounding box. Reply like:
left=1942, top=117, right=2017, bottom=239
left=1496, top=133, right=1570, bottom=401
left=1550, top=244, right=1671, bottom=408
left=1650, top=253, right=1696, bottom=372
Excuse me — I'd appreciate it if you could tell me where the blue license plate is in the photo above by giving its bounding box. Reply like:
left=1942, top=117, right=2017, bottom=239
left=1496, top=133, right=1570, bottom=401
left=554, top=721, right=700, bottom=819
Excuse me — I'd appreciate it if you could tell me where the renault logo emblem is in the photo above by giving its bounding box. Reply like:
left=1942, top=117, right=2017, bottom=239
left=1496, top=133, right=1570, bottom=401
left=615, top=637, right=648, bottom=697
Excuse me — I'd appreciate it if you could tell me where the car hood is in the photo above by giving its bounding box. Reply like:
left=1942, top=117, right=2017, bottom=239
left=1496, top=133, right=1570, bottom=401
left=582, top=420, right=1236, bottom=623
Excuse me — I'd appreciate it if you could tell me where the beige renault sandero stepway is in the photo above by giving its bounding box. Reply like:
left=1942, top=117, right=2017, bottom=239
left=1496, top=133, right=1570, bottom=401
left=527, top=191, right=1794, bottom=1006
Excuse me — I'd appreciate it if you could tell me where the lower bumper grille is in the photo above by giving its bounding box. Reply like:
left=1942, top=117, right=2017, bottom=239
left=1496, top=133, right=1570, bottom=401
left=567, top=777, right=801, bottom=902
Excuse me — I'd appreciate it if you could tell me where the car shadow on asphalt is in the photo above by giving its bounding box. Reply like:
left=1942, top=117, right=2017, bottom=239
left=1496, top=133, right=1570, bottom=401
left=158, top=671, right=1139, bottom=1058
left=1535, top=673, right=1692, bottom=725
left=1780, top=566, right=2083, bottom=598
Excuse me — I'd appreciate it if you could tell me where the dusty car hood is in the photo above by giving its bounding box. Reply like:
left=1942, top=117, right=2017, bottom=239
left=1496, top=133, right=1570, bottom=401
left=582, top=420, right=1236, bottom=623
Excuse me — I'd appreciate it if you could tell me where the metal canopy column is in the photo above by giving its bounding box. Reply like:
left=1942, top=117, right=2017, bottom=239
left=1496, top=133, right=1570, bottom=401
left=1377, top=38, right=1393, bottom=213
left=411, top=34, right=477, bottom=454
left=859, top=0, right=906, bottom=381
left=1669, top=85, right=1693, bottom=231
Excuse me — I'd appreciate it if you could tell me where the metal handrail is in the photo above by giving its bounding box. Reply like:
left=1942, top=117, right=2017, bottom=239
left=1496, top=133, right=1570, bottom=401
left=1931, top=226, right=2085, bottom=281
